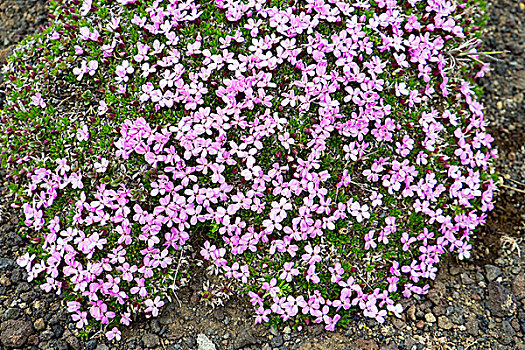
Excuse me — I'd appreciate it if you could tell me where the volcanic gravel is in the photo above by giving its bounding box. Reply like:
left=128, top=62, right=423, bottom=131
left=0, top=0, right=524, bottom=349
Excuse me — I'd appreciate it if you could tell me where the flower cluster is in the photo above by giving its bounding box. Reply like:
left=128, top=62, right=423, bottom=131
left=1, top=0, right=496, bottom=340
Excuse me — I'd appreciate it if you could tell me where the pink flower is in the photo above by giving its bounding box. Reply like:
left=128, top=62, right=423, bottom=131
left=144, top=296, right=164, bottom=317
left=31, top=93, right=46, bottom=108
left=106, top=327, right=121, bottom=341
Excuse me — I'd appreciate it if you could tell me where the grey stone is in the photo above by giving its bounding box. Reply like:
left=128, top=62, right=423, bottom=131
left=487, top=282, right=517, bottom=317
left=381, top=342, right=399, bottom=350
left=234, top=329, right=257, bottom=349
left=64, top=329, right=81, bottom=350
left=461, top=273, right=475, bottom=285
left=214, top=308, right=225, bottom=321
left=95, top=345, right=109, bottom=350
left=0, top=258, right=13, bottom=270
left=57, top=340, right=69, bottom=350
left=270, top=335, right=284, bottom=348
left=10, top=268, right=23, bottom=283
left=40, top=330, right=54, bottom=341
left=142, top=333, right=160, bottom=348
left=150, top=319, right=161, bottom=333
left=184, top=337, right=197, bottom=348
left=85, top=339, right=98, bottom=350
left=158, top=316, right=174, bottom=325
left=3, top=307, right=21, bottom=320
left=53, top=324, right=65, bottom=338
left=512, top=274, right=525, bottom=300
left=485, top=265, right=502, bottom=282
left=450, top=307, right=465, bottom=325
left=501, top=321, right=516, bottom=345
left=465, top=316, right=479, bottom=336
left=197, top=334, right=216, bottom=350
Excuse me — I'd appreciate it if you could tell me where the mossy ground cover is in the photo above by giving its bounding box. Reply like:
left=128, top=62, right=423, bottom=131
left=0, top=0, right=498, bottom=341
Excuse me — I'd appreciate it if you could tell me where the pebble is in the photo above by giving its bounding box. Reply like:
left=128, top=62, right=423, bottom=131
left=465, top=317, right=479, bottom=336
left=270, top=334, right=284, bottom=348
left=424, top=313, right=436, bottom=323
left=512, top=274, right=525, bottom=300
left=487, top=281, right=518, bottom=317
left=233, top=329, right=257, bottom=349
left=485, top=264, right=502, bottom=282
left=438, top=316, right=454, bottom=330
left=501, top=320, right=516, bottom=345
left=197, top=334, right=216, bottom=350
left=33, top=318, right=45, bottom=330
left=407, top=305, right=417, bottom=321
left=0, top=319, right=33, bottom=348
left=142, top=333, right=160, bottom=348
left=85, top=339, right=98, bottom=350
left=53, top=324, right=65, bottom=338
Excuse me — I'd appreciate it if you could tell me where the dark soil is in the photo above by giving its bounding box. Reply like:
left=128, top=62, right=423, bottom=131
left=0, top=0, right=524, bottom=349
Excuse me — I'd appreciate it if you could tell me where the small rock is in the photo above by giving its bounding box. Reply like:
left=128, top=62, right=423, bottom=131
left=283, top=326, right=291, bottom=334
left=40, top=330, right=54, bottom=341
left=381, top=342, right=399, bottom=350
left=57, top=340, right=70, bottom=350
left=461, top=273, right=475, bottom=285
left=487, top=282, right=517, bottom=317
left=307, top=324, right=323, bottom=336
left=234, top=329, right=257, bottom=349
left=0, top=258, right=13, bottom=270
left=438, top=316, right=453, bottom=330
left=0, top=275, right=11, bottom=287
left=433, top=305, right=445, bottom=316
left=150, top=319, right=161, bottom=333
left=512, top=275, right=525, bottom=300
left=416, top=320, right=425, bottom=329
left=407, top=305, right=417, bottom=321
left=427, top=282, right=446, bottom=305
left=142, top=333, right=160, bottom=348
left=158, top=316, right=174, bottom=325
left=465, top=317, right=479, bottom=336
left=353, top=338, right=379, bottom=350
left=27, top=334, right=39, bottom=346
left=449, top=266, right=461, bottom=275
left=53, top=324, right=65, bottom=338
left=270, top=335, right=284, bottom=348
left=34, top=318, right=45, bottom=330
left=214, top=308, right=225, bottom=321
left=392, top=317, right=405, bottom=330
left=85, top=339, right=98, bottom=350
left=501, top=321, right=516, bottom=345
left=197, top=334, right=216, bottom=350
left=0, top=319, right=33, bottom=348
left=95, top=345, right=109, bottom=350
left=184, top=337, right=197, bottom=348
left=485, top=265, right=502, bottom=282
left=424, top=313, right=436, bottom=323
left=3, top=307, right=20, bottom=320
left=450, top=311, right=465, bottom=325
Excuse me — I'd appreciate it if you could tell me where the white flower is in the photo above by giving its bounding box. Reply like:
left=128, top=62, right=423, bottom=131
left=94, top=158, right=109, bottom=173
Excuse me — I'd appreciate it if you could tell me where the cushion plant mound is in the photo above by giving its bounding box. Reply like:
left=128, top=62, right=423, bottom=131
left=0, top=0, right=497, bottom=340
